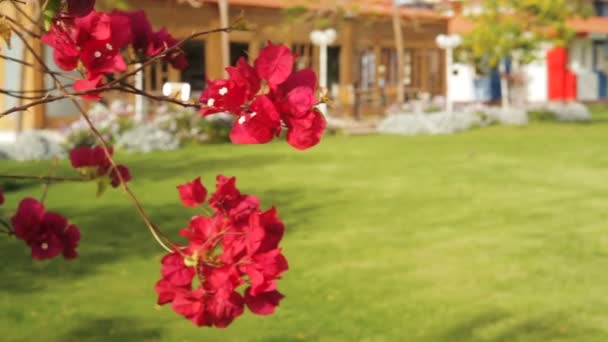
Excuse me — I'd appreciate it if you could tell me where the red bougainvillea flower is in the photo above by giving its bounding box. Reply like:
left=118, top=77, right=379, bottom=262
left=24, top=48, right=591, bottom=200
left=69, top=145, right=131, bottom=188
left=10, top=198, right=80, bottom=260
left=199, top=42, right=326, bottom=150
left=147, top=28, right=188, bottom=69
left=67, top=0, right=96, bottom=17
left=155, top=175, right=288, bottom=327
left=42, top=9, right=186, bottom=101
left=73, top=75, right=104, bottom=101
left=254, top=42, right=294, bottom=86
left=109, top=164, right=131, bottom=188
left=177, top=177, right=208, bottom=207
left=110, top=10, right=153, bottom=54
left=40, top=19, right=80, bottom=71
left=0, top=188, right=4, bottom=205
left=69, top=145, right=112, bottom=175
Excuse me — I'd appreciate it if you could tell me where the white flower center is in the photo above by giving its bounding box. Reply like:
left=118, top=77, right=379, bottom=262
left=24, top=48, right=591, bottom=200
left=219, top=87, right=228, bottom=96
left=41, top=242, right=49, bottom=250
left=238, top=116, right=247, bottom=124
left=250, top=112, right=257, bottom=118
left=207, top=98, right=215, bottom=107
left=106, top=43, right=113, bottom=51
left=94, top=51, right=102, bottom=58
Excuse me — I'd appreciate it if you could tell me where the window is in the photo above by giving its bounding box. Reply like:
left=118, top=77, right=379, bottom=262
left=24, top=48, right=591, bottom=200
left=292, top=43, right=314, bottom=70
left=144, top=60, right=170, bottom=92
left=328, top=46, right=341, bottom=88
left=181, top=40, right=206, bottom=91
left=358, top=49, right=376, bottom=90
left=230, top=42, right=249, bottom=65
left=379, top=48, right=413, bottom=86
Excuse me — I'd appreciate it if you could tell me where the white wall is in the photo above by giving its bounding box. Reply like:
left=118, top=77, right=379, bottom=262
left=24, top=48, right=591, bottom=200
left=523, top=57, right=548, bottom=103
left=570, top=38, right=599, bottom=101
left=44, top=46, right=80, bottom=118
left=3, top=35, right=24, bottom=112
left=449, top=63, right=476, bottom=102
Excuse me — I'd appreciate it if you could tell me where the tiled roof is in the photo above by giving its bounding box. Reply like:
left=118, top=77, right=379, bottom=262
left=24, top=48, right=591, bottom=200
left=449, top=15, right=608, bottom=34
left=193, top=0, right=445, bottom=20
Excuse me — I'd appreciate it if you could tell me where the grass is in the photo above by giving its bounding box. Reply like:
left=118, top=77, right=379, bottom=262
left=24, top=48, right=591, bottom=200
left=3, top=108, right=608, bottom=341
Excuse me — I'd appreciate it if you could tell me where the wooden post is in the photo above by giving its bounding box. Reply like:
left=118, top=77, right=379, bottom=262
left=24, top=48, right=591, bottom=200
left=392, top=1, right=405, bottom=105
left=20, top=5, right=45, bottom=130
left=218, top=0, right=230, bottom=74
left=339, top=19, right=354, bottom=108
left=205, top=19, right=224, bottom=79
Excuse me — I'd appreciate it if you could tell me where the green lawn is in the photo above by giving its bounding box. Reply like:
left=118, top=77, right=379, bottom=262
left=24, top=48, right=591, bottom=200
left=3, top=109, right=608, bottom=341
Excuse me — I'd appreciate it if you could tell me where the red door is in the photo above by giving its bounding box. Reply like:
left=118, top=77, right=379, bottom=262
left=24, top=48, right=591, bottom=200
left=547, top=47, right=577, bottom=100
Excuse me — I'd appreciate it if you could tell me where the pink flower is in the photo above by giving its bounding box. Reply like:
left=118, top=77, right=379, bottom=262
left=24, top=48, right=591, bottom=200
left=284, top=109, right=327, bottom=150
left=69, top=146, right=131, bottom=188
left=244, top=288, right=284, bottom=316
left=80, top=39, right=127, bottom=78
left=66, top=0, right=95, bottom=17
left=11, top=198, right=45, bottom=242
left=209, top=175, right=244, bottom=213
left=229, top=95, right=282, bottom=145
left=109, top=165, right=131, bottom=188
left=148, top=28, right=188, bottom=70
left=73, top=75, right=104, bottom=101
left=254, top=41, right=294, bottom=86
left=110, top=10, right=153, bottom=53
left=241, top=249, right=288, bottom=296
left=161, top=252, right=196, bottom=287
left=40, top=19, right=80, bottom=71
left=69, top=145, right=112, bottom=175
left=154, top=174, right=288, bottom=327
left=199, top=42, right=326, bottom=150
left=177, top=177, right=208, bottom=207
left=10, top=198, right=81, bottom=261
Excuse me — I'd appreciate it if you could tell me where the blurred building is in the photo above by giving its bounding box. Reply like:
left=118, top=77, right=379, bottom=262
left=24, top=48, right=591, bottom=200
left=4, top=0, right=608, bottom=140
left=0, top=0, right=447, bottom=139
left=446, top=0, right=608, bottom=103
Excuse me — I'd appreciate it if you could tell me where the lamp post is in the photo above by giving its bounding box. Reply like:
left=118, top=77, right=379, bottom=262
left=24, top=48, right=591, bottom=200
left=435, top=34, right=462, bottom=117
left=310, top=28, right=337, bottom=116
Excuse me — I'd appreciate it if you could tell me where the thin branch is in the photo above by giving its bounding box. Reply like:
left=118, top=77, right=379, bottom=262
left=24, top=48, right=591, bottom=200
left=9, top=0, right=43, bottom=36
left=40, top=158, right=59, bottom=203
left=0, top=54, right=82, bottom=80
left=118, top=82, right=201, bottom=109
left=0, top=174, right=87, bottom=182
left=2, top=13, right=41, bottom=39
left=10, top=25, right=175, bottom=253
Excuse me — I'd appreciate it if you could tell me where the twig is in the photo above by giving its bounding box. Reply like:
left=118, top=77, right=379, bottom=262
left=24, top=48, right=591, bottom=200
left=40, top=158, right=59, bottom=203
left=0, top=174, right=86, bottom=182
left=10, top=24, right=175, bottom=253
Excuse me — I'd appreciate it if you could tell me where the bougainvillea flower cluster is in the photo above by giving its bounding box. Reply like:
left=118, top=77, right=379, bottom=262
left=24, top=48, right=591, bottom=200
left=10, top=198, right=80, bottom=260
left=199, top=42, right=326, bottom=150
left=66, top=0, right=95, bottom=17
left=155, top=175, right=288, bottom=327
left=69, top=145, right=131, bottom=188
left=41, top=8, right=187, bottom=99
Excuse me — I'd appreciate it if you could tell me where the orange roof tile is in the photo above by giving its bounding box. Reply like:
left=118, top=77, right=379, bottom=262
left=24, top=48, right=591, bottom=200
left=200, top=0, right=445, bottom=20
left=449, top=15, right=608, bottom=35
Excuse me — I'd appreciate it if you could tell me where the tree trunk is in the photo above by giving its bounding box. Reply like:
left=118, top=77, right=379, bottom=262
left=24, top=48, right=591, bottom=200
left=499, top=61, right=510, bottom=109
left=392, top=2, right=405, bottom=105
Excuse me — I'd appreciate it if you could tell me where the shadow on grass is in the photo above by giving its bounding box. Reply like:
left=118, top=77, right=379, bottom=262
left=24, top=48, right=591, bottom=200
left=439, top=310, right=601, bottom=341
left=128, top=150, right=284, bottom=181
left=61, top=317, right=162, bottom=342
left=0, top=185, right=337, bottom=294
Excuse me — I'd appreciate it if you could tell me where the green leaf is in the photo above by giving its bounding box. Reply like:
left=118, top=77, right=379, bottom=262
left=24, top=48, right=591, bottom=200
left=96, top=178, right=109, bottom=198
left=42, top=0, right=62, bottom=31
